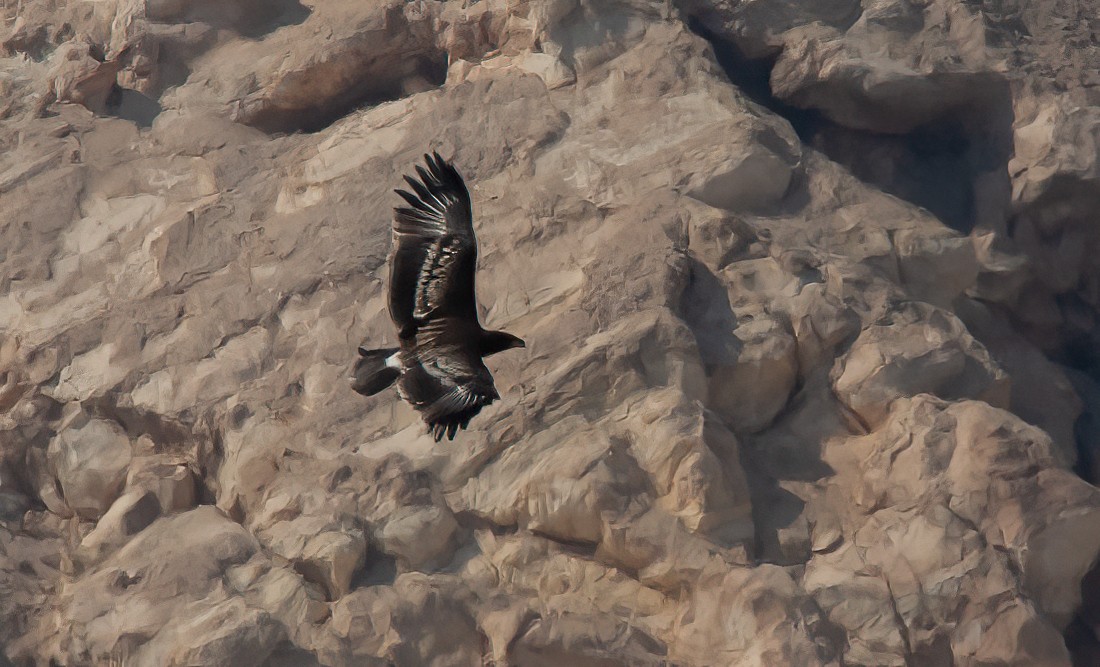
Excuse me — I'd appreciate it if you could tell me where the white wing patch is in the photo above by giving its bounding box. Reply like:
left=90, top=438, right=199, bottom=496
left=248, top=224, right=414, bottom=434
left=414, top=236, right=463, bottom=320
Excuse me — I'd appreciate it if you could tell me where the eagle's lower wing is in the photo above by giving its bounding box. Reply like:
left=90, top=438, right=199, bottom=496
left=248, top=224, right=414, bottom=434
left=389, top=152, right=478, bottom=337
left=397, top=350, right=499, bottom=441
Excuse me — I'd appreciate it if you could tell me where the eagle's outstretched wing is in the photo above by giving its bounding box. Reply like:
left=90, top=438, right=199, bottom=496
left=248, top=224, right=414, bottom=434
left=389, top=152, right=478, bottom=339
left=388, top=153, right=498, bottom=441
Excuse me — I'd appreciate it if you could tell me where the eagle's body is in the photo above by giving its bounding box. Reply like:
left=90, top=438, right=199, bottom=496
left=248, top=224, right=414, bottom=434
left=352, top=153, right=525, bottom=441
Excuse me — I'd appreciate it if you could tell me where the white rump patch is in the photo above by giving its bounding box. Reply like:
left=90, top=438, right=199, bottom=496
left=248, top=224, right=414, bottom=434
left=385, top=353, right=401, bottom=369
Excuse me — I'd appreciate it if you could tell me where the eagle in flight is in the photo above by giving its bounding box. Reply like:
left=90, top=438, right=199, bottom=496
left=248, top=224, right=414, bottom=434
left=352, top=153, right=525, bottom=441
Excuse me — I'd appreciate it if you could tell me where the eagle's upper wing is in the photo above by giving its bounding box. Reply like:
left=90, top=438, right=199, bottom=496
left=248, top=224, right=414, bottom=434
left=389, top=152, right=478, bottom=338
left=397, top=349, right=499, bottom=442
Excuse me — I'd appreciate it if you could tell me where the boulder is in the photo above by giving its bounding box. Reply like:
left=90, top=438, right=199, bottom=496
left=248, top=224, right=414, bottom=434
left=47, top=416, right=132, bottom=519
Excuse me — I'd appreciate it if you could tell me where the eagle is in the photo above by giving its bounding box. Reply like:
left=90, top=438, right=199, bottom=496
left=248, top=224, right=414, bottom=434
left=352, top=153, right=526, bottom=441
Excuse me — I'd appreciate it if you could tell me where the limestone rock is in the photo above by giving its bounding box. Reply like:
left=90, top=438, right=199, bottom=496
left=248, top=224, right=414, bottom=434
left=3, top=0, right=1100, bottom=664
left=708, top=310, right=799, bottom=433
left=672, top=562, right=833, bottom=666
left=377, top=505, right=458, bottom=571
left=319, top=573, right=483, bottom=666
left=47, top=415, right=133, bottom=519
left=124, top=455, right=196, bottom=513
left=262, top=519, right=367, bottom=601
left=808, top=395, right=1100, bottom=664
left=6, top=506, right=276, bottom=665
left=686, top=143, right=794, bottom=212
left=832, top=301, right=1009, bottom=427
left=146, top=597, right=286, bottom=667
left=74, top=489, right=161, bottom=564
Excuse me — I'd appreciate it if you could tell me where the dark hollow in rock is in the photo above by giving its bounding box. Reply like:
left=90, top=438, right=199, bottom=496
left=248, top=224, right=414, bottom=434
left=1065, top=559, right=1100, bottom=666
left=239, top=53, right=448, bottom=135
left=146, top=0, right=311, bottom=39
left=104, top=85, right=163, bottom=128
left=688, top=18, right=1015, bottom=235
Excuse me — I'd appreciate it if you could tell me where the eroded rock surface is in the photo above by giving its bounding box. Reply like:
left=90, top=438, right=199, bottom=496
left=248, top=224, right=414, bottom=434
left=2, top=0, right=1100, bottom=665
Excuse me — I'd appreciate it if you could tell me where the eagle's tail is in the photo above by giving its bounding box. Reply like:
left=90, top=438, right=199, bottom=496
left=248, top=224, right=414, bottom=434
left=351, top=347, right=401, bottom=396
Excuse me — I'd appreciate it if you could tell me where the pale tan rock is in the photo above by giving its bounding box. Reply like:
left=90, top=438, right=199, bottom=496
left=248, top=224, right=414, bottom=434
left=75, top=489, right=161, bottom=564
left=832, top=301, right=1009, bottom=427
left=618, top=389, right=752, bottom=539
left=948, top=402, right=1100, bottom=630
left=832, top=396, right=1100, bottom=644
left=138, top=597, right=286, bottom=667
left=124, top=455, right=196, bottom=513
left=957, top=297, right=1084, bottom=466
left=512, top=612, right=670, bottom=667
left=708, top=310, right=799, bottom=433
left=15, top=506, right=274, bottom=666
left=229, top=560, right=330, bottom=647
left=319, top=572, right=483, bottom=666
left=672, top=561, right=832, bottom=666
left=47, top=415, right=133, bottom=519
left=40, top=41, right=123, bottom=114
left=770, top=18, right=1003, bottom=134
left=378, top=505, right=458, bottom=571
left=686, top=143, right=794, bottom=212
left=786, top=282, right=860, bottom=378
left=3, top=0, right=1100, bottom=664
left=262, top=517, right=366, bottom=601
left=297, top=530, right=367, bottom=601
left=893, top=227, right=979, bottom=307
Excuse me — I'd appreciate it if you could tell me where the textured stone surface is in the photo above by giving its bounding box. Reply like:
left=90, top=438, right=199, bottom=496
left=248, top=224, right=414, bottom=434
left=2, top=0, right=1100, bottom=664
left=46, top=414, right=133, bottom=519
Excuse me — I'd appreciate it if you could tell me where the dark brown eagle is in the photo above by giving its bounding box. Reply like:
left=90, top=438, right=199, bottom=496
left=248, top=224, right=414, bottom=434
left=352, top=153, right=525, bottom=441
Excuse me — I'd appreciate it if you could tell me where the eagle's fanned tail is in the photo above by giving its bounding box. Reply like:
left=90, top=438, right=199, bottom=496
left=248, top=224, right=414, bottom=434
left=350, top=347, right=400, bottom=397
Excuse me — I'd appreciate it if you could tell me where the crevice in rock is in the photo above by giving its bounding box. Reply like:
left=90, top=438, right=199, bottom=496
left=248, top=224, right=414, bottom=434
left=687, top=18, right=1015, bottom=235
left=675, top=254, right=742, bottom=373
left=737, top=431, right=818, bottom=566
left=245, top=52, right=447, bottom=135
left=800, top=597, right=849, bottom=664
left=104, top=85, right=162, bottom=128
left=1065, top=559, right=1100, bottom=666
left=452, top=509, right=519, bottom=537
left=811, top=111, right=1014, bottom=234
left=83, top=399, right=195, bottom=455
left=529, top=530, right=601, bottom=559
left=350, top=550, right=397, bottom=589
left=965, top=160, right=1100, bottom=486
left=1067, top=367, right=1100, bottom=485
left=146, top=0, right=311, bottom=40
left=237, top=15, right=449, bottom=139
left=261, top=643, right=322, bottom=667
left=220, top=0, right=312, bottom=40
left=290, top=559, right=341, bottom=602
left=675, top=255, right=823, bottom=563
left=686, top=18, right=825, bottom=143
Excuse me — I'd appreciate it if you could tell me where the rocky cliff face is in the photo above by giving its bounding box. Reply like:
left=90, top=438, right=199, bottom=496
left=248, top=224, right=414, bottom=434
left=2, top=0, right=1100, bottom=665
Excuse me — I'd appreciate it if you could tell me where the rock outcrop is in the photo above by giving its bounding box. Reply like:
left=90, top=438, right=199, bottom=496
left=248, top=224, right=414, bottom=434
left=2, top=0, right=1100, bottom=665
